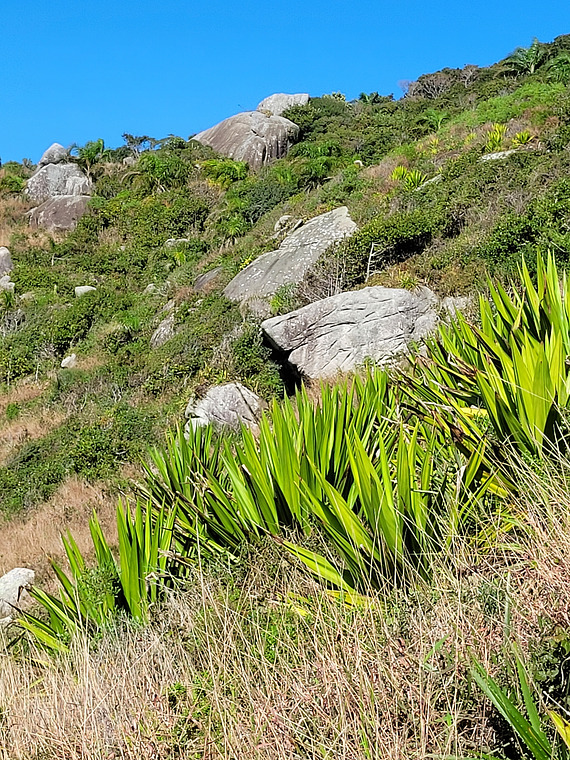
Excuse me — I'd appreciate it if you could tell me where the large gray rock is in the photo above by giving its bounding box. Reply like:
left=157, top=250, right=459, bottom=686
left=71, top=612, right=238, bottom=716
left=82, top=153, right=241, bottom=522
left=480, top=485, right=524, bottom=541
left=257, top=93, right=310, bottom=116
left=38, top=142, right=68, bottom=167
left=29, top=195, right=91, bottom=231
left=0, top=568, right=35, bottom=623
left=193, top=111, right=299, bottom=170
left=0, top=247, right=12, bottom=276
left=262, top=286, right=439, bottom=379
left=26, top=163, right=91, bottom=203
left=224, top=207, right=357, bottom=303
left=185, top=383, right=265, bottom=432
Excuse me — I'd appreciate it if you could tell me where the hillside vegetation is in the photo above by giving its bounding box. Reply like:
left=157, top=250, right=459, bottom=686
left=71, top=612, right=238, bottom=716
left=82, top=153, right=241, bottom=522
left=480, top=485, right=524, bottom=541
left=3, top=34, right=570, bottom=759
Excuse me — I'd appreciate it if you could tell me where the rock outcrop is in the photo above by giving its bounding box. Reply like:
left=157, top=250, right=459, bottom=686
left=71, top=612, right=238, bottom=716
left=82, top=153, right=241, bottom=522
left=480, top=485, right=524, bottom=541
left=257, top=93, right=309, bottom=116
left=185, top=383, right=265, bottom=432
left=224, top=206, right=357, bottom=303
left=26, top=163, right=91, bottom=203
left=29, top=195, right=91, bottom=232
left=150, top=312, right=176, bottom=349
left=262, top=286, right=439, bottom=379
left=38, top=142, right=68, bottom=167
left=26, top=143, right=92, bottom=230
left=193, top=111, right=299, bottom=170
left=0, top=247, right=13, bottom=276
left=0, top=568, right=35, bottom=624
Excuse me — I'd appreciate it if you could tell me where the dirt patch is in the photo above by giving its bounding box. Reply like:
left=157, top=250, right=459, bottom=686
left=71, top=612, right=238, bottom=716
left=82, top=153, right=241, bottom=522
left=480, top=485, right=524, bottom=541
left=0, top=379, right=48, bottom=416
left=0, top=477, right=118, bottom=586
left=0, top=410, right=65, bottom=466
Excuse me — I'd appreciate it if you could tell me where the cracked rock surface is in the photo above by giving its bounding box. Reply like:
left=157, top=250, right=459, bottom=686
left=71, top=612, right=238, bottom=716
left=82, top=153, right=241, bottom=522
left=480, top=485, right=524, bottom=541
left=262, top=286, right=439, bottom=378
left=193, top=111, right=299, bottom=170
left=185, top=383, right=266, bottom=432
left=224, top=206, right=357, bottom=303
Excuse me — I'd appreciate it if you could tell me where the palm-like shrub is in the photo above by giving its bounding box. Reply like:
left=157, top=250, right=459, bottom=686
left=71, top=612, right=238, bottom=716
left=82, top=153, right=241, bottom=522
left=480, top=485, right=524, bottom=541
left=547, top=53, right=570, bottom=85
left=201, top=158, right=248, bottom=189
left=19, top=501, right=179, bottom=651
left=141, top=374, right=498, bottom=592
left=505, top=38, right=549, bottom=77
left=414, top=254, right=570, bottom=458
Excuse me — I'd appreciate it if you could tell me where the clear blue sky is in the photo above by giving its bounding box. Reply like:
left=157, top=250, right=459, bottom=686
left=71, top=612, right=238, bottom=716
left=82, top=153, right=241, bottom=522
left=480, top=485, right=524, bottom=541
left=2, top=0, right=569, bottom=163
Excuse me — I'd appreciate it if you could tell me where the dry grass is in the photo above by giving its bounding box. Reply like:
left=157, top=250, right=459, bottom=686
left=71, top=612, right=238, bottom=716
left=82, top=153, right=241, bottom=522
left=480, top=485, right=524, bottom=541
left=1, top=459, right=570, bottom=758
left=0, top=379, right=47, bottom=417
left=0, top=477, right=118, bottom=584
left=0, top=410, right=65, bottom=467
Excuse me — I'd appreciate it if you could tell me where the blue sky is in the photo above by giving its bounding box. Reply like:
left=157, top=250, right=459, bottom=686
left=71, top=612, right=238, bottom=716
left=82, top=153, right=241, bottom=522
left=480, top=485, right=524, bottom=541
left=2, top=0, right=569, bottom=163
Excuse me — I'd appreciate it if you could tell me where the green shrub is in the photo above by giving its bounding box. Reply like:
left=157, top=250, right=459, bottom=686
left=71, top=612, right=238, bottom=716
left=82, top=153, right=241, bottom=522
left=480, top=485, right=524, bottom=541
left=341, top=206, right=450, bottom=287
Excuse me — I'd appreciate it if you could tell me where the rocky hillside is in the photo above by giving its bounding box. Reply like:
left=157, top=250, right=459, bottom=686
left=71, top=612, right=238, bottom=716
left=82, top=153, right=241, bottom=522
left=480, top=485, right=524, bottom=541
left=1, top=33, right=570, bottom=566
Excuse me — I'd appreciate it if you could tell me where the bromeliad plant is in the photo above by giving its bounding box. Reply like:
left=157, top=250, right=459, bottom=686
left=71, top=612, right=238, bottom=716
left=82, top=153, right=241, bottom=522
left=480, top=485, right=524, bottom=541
left=19, top=500, right=179, bottom=651
left=413, top=253, right=570, bottom=459
left=142, top=373, right=500, bottom=592
left=471, top=651, right=570, bottom=759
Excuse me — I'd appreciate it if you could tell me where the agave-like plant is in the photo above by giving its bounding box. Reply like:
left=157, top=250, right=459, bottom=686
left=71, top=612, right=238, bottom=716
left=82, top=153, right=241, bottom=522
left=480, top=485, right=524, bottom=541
left=19, top=500, right=179, bottom=651
left=404, top=169, right=428, bottom=191
left=471, top=651, right=570, bottom=759
left=485, top=123, right=508, bottom=153
left=391, top=165, right=410, bottom=182
left=412, top=253, right=570, bottom=459
left=512, top=130, right=534, bottom=147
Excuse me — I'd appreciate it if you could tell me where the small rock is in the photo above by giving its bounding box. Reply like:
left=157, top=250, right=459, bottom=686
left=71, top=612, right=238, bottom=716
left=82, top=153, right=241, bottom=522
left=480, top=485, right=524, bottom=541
left=416, top=174, right=443, bottom=191
left=274, top=214, right=294, bottom=233
left=123, top=156, right=136, bottom=166
left=143, top=283, right=157, bottom=295
left=61, top=353, right=77, bottom=369
left=0, top=247, right=13, bottom=276
left=0, top=276, right=15, bottom=293
left=150, top=312, right=176, bottom=349
left=441, top=295, right=472, bottom=316
left=38, top=142, right=68, bottom=167
left=75, top=285, right=96, bottom=298
left=194, top=267, right=222, bottom=293
left=185, top=382, right=266, bottom=432
left=0, top=568, right=35, bottom=624
left=164, top=238, right=190, bottom=250
left=257, top=93, right=310, bottom=117
left=480, top=149, right=519, bottom=162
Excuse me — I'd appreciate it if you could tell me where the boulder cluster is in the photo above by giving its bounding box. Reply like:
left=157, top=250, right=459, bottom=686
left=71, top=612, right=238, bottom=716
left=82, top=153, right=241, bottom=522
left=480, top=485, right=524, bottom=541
left=193, top=93, right=309, bottom=170
left=26, top=143, right=92, bottom=231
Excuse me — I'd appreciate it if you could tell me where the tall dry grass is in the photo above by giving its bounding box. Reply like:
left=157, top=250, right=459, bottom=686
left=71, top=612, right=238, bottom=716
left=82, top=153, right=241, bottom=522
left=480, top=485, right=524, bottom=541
left=1, top=457, right=570, bottom=759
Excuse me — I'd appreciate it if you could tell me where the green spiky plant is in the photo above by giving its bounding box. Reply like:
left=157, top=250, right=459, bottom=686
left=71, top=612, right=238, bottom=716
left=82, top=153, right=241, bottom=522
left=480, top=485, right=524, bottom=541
left=470, top=651, right=570, bottom=759
left=141, top=373, right=500, bottom=592
left=412, top=253, right=570, bottom=459
left=19, top=500, right=180, bottom=651
left=485, top=123, right=508, bottom=153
